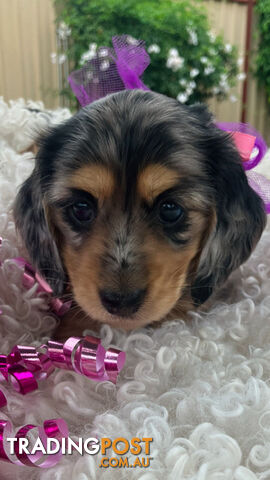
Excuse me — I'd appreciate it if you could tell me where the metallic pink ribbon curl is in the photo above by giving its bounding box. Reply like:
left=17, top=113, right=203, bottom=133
left=0, top=243, right=126, bottom=389
left=0, top=336, right=125, bottom=467
left=0, top=336, right=125, bottom=398
left=46, top=335, right=126, bottom=383
left=11, top=257, right=72, bottom=316
left=0, top=405, right=69, bottom=468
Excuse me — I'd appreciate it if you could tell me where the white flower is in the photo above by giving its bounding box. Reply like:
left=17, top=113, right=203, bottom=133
left=126, top=35, right=139, bottom=45
left=219, top=81, right=230, bottom=93
left=100, top=59, right=110, bottom=71
left=212, top=86, right=220, bottom=94
left=190, top=68, right=199, bottom=78
left=50, top=52, right=67, bottom=65
left=229, top=95, right=237, bottom=103
left=209, top=48, right=216, bottom=56
left=188, top=81, right=196, bottom=90
left=166, top=57, right=174, bottom=69
left=179, top=78, right=187, bottom=86
left=80, top=52, right=93, bottom=65
left=209, top=31, right=216, bottom=43
left=148, top=44, right=160, bottom=54
left=168, top=48, right=179, bottom=57
left=237, top=72, right=246, bottom=81
left=166, top=56, right=184, bottom=72
left=89, top=43, right=97, bottom=53
left=220, top=73, right=228, bottom=82
left=224, top=43, right=232, bottom=53
left=98, top=48, right=108, bottom=58
left=58, top=54, right=67, bottom=65
left=187, top=27, right=198, bottom=46
left=167, top=48, right=185, bottom=71
left=219, top=73, right=230, bottom=92
left=237, top=57, right=244, bottom=67
left=177, top=93, right=188, bottom=103
left=204, top=65, right=215, bottom=75
left=50, top=52, right=57, bottom=64
left=80, top=43, right=97, bottom=65
left=200, top=56, right=208, bottom=64
left=57, top=22, right=71, bottom=40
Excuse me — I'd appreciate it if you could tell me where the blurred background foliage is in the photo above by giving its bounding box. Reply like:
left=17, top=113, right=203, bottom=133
left=55, top=0, right=239, bottom=105
left=256, top=0, right=270, bottom=105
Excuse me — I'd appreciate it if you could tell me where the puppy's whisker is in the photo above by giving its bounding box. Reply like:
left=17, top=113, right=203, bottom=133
left=37, top=279, right=71, bottom=290
left=35, top=267, right=69, bottom=276
left=56, top=292, right=74, bottom=299
left=70, top=307, right=89, bottom=324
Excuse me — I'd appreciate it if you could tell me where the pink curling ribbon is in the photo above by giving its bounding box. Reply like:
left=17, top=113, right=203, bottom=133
left=47, top=336, right=126, bottom=384
left=10, top=257, right=72, bottom=316
left=0, top=406, right=69, bottom=468
left=217, top=122, right=267, bottom=170
left=0, top=243, right=126, bottom=383
left=217, top=122, right=270, bottom=214
left=0, top=336, right=126, bottom=395
left=0, top=247, right=126, bottom=467
left=0, top=337, right=125, bottom=467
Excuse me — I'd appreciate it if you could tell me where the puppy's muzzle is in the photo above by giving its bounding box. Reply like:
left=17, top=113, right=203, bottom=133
left=99, top=288, right=146, bottom=316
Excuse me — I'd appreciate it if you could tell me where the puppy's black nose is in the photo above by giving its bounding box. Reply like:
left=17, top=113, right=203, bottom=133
left=99, top=289, right=146, bottom=316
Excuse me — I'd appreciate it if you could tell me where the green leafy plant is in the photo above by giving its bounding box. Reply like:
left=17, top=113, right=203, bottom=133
left=55, top=0, right=238, bottom=105
left=256, top=0, right=270, bottom=105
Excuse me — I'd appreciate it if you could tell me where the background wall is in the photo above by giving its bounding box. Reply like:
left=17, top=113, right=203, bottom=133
left=0, top=0, right=59, bottom=109
left=205, top=0, right=270, bottom=143
left=0, top=0, right=269, bottom=141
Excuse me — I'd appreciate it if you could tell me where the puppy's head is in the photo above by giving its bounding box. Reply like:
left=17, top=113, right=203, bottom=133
left=14, top=90, right=266, bottom=329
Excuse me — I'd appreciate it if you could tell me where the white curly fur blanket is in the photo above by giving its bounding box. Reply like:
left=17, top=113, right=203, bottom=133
left=0, top=97, right=270, bottom=480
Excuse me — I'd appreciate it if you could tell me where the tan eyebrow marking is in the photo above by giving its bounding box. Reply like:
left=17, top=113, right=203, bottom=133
left=68, top=165, right=115, bottom=200
left=137, top=164, right=180, bottom=203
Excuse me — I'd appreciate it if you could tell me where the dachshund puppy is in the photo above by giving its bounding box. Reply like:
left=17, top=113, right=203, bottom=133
left=14, top=90, right=266, bottom=335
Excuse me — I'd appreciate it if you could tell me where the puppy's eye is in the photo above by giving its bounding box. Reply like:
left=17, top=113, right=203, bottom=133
left=71, top=201, right=95, bottom=223
left=159, top=201, right=183, bottom=223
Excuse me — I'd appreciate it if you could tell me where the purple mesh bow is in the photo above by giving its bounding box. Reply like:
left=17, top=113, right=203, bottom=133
left=68, top=35, right=150, bottom=107
left=68, top=35, right=270, bottom=214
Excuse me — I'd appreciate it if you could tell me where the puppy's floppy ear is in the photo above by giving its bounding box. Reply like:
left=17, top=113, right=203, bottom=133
left=188, top=104, right=267, bottom=306
left=13, top=168, right=65, bottom=295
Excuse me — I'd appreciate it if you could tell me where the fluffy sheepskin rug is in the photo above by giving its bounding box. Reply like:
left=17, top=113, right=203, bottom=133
left=0, top=97, right=270, bottom=480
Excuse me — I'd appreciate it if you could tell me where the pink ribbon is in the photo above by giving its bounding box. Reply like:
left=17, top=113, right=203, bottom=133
left=0, top=247, right=126, bottom=468
left=217, top=122, right=267, bottom=170
left=217, top=122, right=270, bottom=214
left=11, top=257, right=72, bottom=316
left=230, top=131, right=256, bottom=163
left=0, top=406, right=69, bottom=468
left=0, top=336, right=125, bottom=467
left=0, top=245, right=126, bottom=387
left=0, top=336, right=125, bottom=395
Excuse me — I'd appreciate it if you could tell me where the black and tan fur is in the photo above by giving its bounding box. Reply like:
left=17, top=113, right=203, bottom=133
left=13, top=90, right=266, bottom=336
